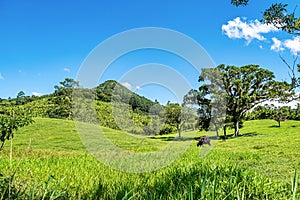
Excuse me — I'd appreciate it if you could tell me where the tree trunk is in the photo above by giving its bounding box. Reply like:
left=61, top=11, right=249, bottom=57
left=223, top=125, right=227, bottom=141
left=0, top=141, right=4, bottom=151
left=278, top=120, right=281, bottom=127
left=215, top=128, right=219, bottom=139
left=177, top=125, right=181, bottom=138
left=233, top=120, right=240, bottom=137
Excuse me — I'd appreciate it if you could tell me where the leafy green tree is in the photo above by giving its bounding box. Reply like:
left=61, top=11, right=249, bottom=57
left=0, top=107, right=33, bottom=150
left=48, top=78, right=79, bottom=119
left=271, top=105, right=289, bottom=127
left=199, top=64, right=292, bottom=136
left=245, top=105, right=273, bottom=120
left=164, top=103, right=182, bottom=137
left=16, top=90, right=25, bottom=105
left=164, top=103, right=197, bottom=137
left=231, top=0, right=299, bottom=34
left=17, top=91, right=25, bottom=99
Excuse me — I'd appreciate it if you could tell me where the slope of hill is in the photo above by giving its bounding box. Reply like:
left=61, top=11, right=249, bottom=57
left=5, top=79, right=163, bottom=135
left=0, top=118, right=299, bottom=199
left=95, top=80, right=157, bottom=113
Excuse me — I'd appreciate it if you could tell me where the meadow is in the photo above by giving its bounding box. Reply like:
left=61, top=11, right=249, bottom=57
left=0, top=118, right=299, bottom=199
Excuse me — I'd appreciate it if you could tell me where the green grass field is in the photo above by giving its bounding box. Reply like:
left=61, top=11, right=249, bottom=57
left=0, top=118, right=299, bottom=199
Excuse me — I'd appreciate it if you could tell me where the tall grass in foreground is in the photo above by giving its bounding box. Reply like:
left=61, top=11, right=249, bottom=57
left=0, top=150, right=299, bottom=199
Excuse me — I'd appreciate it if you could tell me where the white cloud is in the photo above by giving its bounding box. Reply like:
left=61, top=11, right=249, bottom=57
left=32, top=92, right=42, bottom=96
left=0, top=73, right=3, bottom=80
left=136, top=85, right=141, bottom=90
left=121, top=82, right=141, bottom=91
left=262, top=100, right=300, bottom=109
left=259, top=45, right=263, bottom=49
left=222, top=17, right=278, bottom=44
left=270, top=37, right=284, bottom=52
left=270, top=36, right=300, bottom=55
left=63, top=68, right=70, bottom=73
left=121, top=82, right=132, bottom=90
left=284, top=36, right=300, bottom=56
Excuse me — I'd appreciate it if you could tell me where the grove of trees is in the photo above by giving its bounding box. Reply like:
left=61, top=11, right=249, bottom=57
left=194, top=64, right=292, bottom=137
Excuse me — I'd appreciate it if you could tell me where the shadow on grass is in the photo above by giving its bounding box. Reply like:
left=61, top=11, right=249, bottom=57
left=219, top=132, right=259, bottom=140
left=269, top=124, right=297, bottom=128
left=149, top=136, right=198, bottom=142
left=269, top=125, right=280, bottom=128
left=150, top=132, right=260, bottom=142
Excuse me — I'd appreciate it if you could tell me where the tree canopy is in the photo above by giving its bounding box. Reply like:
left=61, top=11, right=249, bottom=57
left=231, top=0, right=300, bottom=34
left=199, top=64, right=292, bottom=136
left=0, top=107, right=33, bottom=150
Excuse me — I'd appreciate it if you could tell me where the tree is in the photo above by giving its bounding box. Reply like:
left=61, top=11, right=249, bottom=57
left=17, top=91, right=25, bottom=99
left=16, top=90, right=25, bottom=105
left=271, top=105, right=289, bottom=127
left=199, top=64, right=292, bottom=136
left=231, top=0, right=299, bottom=34
left=164, top=103, right=182, bottom=137
left=48, top=78, right=79, bottom=119
left=0, top=107, right=33, bottom=150
left=231, top=1, right=300, bottom=90
left=164, top=103, right=196, bottom=138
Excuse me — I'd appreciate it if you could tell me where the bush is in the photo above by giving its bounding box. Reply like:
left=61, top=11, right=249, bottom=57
left=159, top=124, right=176, bottom=135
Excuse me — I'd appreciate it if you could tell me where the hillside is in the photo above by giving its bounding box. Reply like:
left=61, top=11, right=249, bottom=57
left=0, top=118, right=299, bottom=199
left=95, top=80, right=157, bottom=113
left=2, top=79, right=164, bottom=135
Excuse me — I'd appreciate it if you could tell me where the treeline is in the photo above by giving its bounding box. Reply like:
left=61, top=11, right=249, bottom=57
left=2, top=62, right=300, bottom=142
left=246, top=104, right=300, bottom=126
left=1, top=78, right=187, bottom=136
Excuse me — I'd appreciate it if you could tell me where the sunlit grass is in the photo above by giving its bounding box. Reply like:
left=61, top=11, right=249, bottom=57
left=0, top=118, right=299, bottom=199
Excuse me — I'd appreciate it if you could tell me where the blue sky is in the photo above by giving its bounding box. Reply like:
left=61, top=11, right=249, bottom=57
left=0, top=0, right=299, bottom=104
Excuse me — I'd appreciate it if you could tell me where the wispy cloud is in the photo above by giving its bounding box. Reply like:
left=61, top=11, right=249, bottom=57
left=136, top=85, right=141, bottom=90
left=271, top=36, right=300, bottom=55
left=222, top=17, right=278, bottom=44
left=0, top=73, right=3, bottom=80
left=32, top=92, right=42, bottom=96
left=122, top=82, right=133, bottom=90
left=121, top=82, right=141, bottom=91
left=63, top=68, right=70, bottom=73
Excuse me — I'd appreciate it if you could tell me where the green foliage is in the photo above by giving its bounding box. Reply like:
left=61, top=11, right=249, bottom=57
left=159, top=124, right=177, bottom=135
left=246, top=104, right=297, bottom=128
left=48, top=78, right=79, bottom=120
left=164, top=103, right=182, bottom=136
left=199, top=64, right=292, bottom=136
left=231, top=0, right=300, bottom=34
left=0, top=107, right=33, bottom=150
left=263, top=3, right=300, bottom=34
left=16, top=91, right=25, bottom=105
left=95, top=80, right=156, bottom=113
left=272, top=106, right=289, bottom=127
left=231, top=0, right=249, bottom=7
